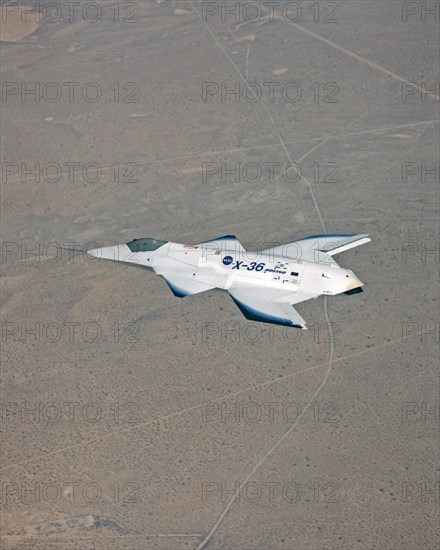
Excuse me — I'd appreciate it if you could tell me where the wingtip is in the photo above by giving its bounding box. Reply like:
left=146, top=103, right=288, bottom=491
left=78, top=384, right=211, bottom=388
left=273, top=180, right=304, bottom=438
left=292, top=323, right=307, bottom=330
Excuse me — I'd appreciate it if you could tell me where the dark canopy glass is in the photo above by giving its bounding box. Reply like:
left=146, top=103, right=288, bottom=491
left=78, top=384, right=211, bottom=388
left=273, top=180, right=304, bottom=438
left=126, top=238, right=168, bottom=253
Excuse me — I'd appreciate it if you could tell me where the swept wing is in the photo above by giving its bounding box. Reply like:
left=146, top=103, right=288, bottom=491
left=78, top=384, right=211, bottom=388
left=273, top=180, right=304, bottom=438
left=228, top=285, right=315, bottom=329
left=261, top=234, right=370, bottom=263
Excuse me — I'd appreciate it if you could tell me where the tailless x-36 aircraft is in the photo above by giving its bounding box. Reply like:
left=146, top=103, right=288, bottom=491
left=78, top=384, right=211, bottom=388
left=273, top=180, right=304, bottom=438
left=88, top=234, right=370, bottom=329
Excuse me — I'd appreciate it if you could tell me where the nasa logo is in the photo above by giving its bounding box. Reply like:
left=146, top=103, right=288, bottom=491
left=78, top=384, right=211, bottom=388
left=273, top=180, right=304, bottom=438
left=222, top=255, right=233, bottom=265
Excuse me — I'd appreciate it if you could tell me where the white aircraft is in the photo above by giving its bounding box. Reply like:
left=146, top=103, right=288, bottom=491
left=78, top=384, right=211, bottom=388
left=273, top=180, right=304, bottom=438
left=88, top=233, right=370, bottom=329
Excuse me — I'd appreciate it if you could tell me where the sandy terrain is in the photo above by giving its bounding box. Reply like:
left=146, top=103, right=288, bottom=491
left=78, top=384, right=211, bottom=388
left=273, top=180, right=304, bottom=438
left=1, top=1, right=439, bottom=549
left=0, top=4, right=38, bottom=42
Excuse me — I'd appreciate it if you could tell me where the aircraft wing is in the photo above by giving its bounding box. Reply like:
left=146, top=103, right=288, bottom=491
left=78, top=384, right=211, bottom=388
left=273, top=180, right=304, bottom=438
left=262, top=234, right=370, bottom=263
left=228, top=285, right=314, bottom=329
left=160, top=272, right=215, bottom=298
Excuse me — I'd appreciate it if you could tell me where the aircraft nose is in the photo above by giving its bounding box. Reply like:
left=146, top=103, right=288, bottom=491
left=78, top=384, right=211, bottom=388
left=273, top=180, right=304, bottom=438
left=86, top=244, right=143, bottom=264
left=87, top=248, right=99, bottom=258
left=87, top=245, right=125, bottom=261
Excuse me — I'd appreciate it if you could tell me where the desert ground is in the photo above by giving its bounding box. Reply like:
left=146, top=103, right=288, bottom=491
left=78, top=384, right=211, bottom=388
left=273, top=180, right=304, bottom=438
left=1, top=1, right=439, bottom=549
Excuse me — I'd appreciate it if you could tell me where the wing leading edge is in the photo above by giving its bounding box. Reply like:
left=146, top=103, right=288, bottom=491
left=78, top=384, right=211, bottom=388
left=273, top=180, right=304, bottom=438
left=262, top=234, right=370, bottom=262
left=195, top=234, right=246, bottom=254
